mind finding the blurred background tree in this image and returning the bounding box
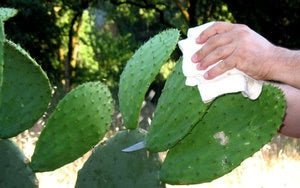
[0,0,299,98]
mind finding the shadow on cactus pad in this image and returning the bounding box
[76,129,165,188]
[0,139,38,188]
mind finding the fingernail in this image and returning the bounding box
[192,54,198,62]
[196,36,205,44]
[196,37,202,43]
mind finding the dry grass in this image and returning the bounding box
[11,128,300,188]
[167,143,300,188]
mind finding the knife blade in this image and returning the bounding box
[122,141,145,152]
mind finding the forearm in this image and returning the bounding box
[274,83,300,138]
[269,47,300,89]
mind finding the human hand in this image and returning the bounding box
[191,22,277,80]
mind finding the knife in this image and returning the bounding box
[122,141,146,152]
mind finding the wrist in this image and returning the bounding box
[267,46,300,88]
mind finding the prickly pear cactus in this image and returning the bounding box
[0,23,3,96]
[160,84,286,184]
[0,8,17,21]
[0,8,17,103]
[0,139,38,188]
[30,82,113,172]
[0,40,51,138]
[119,29,180,129]
[146,59,210,152]
[76,129,164,188]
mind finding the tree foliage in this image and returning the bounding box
[224,0,300,48]
[0,0,299,94]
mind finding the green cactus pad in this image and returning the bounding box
[0,20,4,92]
[119,29,180,129]
[0,8,17,21]
[0,40,51,138]
[160,84,286,184]
[76,129,164,188]
[0,139,38,188]
[30,82,113,172]
[146,59,210,152]
[1,8,17,104]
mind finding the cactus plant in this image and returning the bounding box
[0,139,38,188]
[0,8,18,104]
[0,40,52,138]
[0,7,51,139]
[30,81,113,172]
[159,83,286,184]
[76,129,164,188]
[0,8,17,21]
[0,9,288,186]
[118,29,180,129]
[145,59,210,152]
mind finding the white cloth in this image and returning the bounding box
[178,22,263,103]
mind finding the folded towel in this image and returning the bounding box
[178,22,263,103]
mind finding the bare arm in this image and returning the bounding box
[192,22,300,89]
[191,22,300,138]
[277,83,300,138]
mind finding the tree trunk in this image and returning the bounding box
[64,10,84,92]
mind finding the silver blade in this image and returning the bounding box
[122,141,145,152]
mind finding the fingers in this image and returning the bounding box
[204,57,236,80]
[196,22,235,44]
[197,43,235,70]
[192,32,233,65]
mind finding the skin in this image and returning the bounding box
[192,22,300,138]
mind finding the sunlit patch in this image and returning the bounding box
[213,131,229,145]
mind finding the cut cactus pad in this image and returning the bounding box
[146,59,210,152]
